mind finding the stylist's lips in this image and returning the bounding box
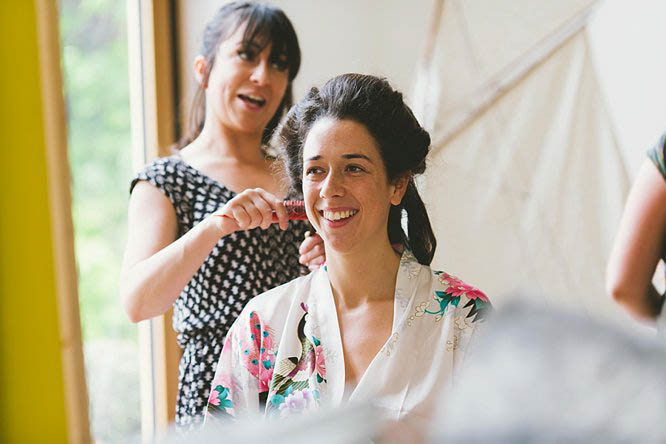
[238,93,266,108]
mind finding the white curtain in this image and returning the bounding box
[416,0,637,324]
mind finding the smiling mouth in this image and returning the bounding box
[238,94,266,107]
[320,209,358,221]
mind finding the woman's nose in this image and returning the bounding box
[320,171,344,198]
[250,60,269,85]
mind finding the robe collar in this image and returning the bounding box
[314,250,424,405]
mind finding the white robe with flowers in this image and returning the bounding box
[204,251,491,425]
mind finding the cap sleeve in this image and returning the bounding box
[129,156,193,232]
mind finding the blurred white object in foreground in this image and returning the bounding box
[432,301,666,443]
[158,402,381,444]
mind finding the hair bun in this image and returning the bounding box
[399,125,430,176]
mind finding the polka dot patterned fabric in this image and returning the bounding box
[130,155,309,429]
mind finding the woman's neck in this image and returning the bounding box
[326,240,402,310]
[194,119,265,165]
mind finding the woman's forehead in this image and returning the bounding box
[303,118,381,161]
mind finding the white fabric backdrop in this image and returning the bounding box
[416,0,640,324]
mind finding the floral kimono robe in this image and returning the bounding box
[205,251,491,425]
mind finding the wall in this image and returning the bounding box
[588,0,666,176]
[176,0,435,132]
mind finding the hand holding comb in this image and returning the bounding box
[216,199,307,224]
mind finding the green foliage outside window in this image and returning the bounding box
[59,0,140,441]
[60,0,134,341]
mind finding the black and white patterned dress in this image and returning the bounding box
[130,155,309,429]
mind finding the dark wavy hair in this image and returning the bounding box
[178,1,301,148]
[278,74,436,265]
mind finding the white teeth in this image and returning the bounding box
[322,210,357,221]
[247,94,264,102]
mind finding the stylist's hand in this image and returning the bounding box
[299,231,325,271]
[212,188,289,235]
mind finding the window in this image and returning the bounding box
[59,0,140,441]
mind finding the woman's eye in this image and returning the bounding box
[271,59,289,72]
[346,165,365,173]
[237,50,255,61]
[305,167,323,175]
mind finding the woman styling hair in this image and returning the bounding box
[120,2,323,428]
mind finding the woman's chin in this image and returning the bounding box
[321,232,394,259]
[321,238,360,257]
[226,113,270,136]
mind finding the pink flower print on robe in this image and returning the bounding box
[206,333,237,416]
[435,271,491,323]
[437,272,489,302]
[209,333,234,392]
[209,388,220,407]
[208,385,233,412]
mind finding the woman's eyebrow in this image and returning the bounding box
[305,153,373,162]
[342,153,373,163]
[238,41,263,51]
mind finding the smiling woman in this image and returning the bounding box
[204,74,491,441]
[301,118,407,254]
[281,74,436,265]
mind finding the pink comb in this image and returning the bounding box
[276,199,308,221]
[217,199,307,223]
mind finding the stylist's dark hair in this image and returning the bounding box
[178,1,301,148]
[278,73,436,265]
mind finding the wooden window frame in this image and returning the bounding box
[36,0,91,442]
[127,0,181,441]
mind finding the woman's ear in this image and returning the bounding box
[390,175,410,206]
[193,55,208,88]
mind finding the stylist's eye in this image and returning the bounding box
[238,49,255,61]
[271,58,289,72]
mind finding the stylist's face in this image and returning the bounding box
[302,118,406,254]
[196,23,289,137]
